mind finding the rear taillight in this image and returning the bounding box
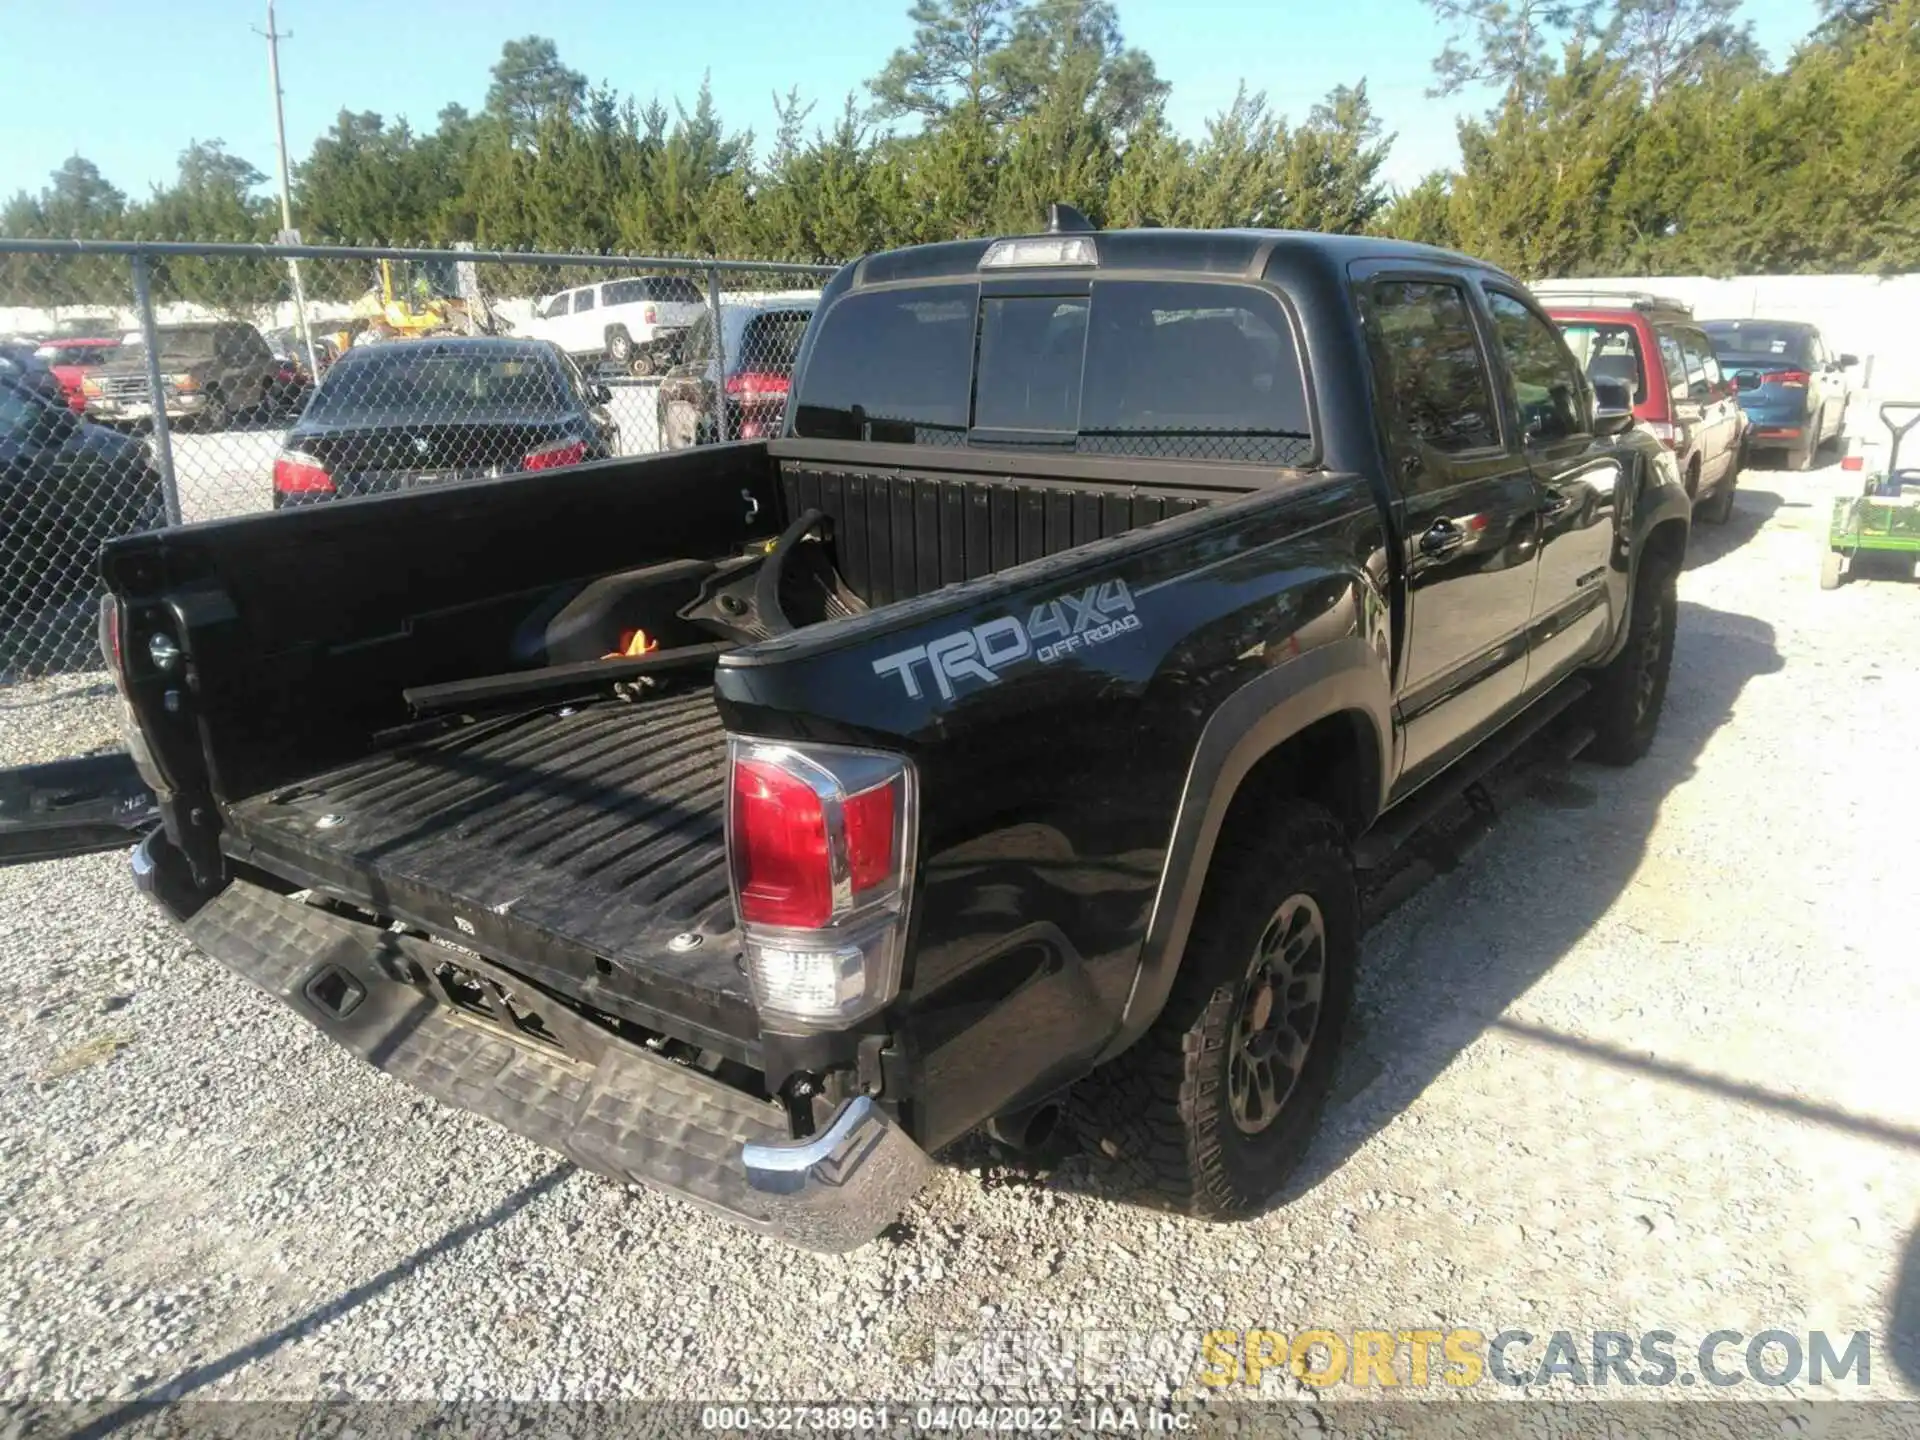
[523,438,588,471]
[272,450,334,494]
[1645,420,1680,450]
[726,371,791,404]
[1763,369,1810,388]
[643,305,658,325]
[1842,455,1864,472]
[98,597,123,689]
[726,739,916,1030]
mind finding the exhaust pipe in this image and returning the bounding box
[986,1098,1063,1152]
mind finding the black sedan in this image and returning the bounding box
[1,376,166,672]
[271,338,618,507]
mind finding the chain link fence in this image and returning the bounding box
[0,239,835,679]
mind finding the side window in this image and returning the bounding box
[1656,330,1688,404]
[542,294,571,320]
[1486,290,1586,442]
[1365,279,1500,474]
[1696,341,1724,393]
[573,289,597,314]
[1679,331,1713,400]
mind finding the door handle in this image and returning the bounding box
[1419,519,1466,557]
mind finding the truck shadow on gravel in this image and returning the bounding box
[1897,1227,1920,1390]
[993,600,1791,1216]
[1686,488,1784,571]
[1277,598,1785,1202]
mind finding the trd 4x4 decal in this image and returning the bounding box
[872,579,1141,701]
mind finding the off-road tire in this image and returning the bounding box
[1698,478,1736,525]
[1585,555,1678,765]
[1069,801,1357,1219]
[1793,415,1822,471]
[605,326,634,364]
[1820,549,1846,590]
[198,387,231,432]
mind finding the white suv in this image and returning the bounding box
[517,276,708,375]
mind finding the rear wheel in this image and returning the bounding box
[1793,415,1822,471]
[1070,800,1356,1218]
[198,387,231,432]
[1585,555,1678,765]
[629,350,657,378]
[1820,549,1846,590]
[605,326,633,364]
[1698,478,1736,525]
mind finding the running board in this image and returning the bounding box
[1357,677,1591,871]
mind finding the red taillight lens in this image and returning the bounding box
[843,780,899,894]
[523,438,588,471]
[643,305,658,325]
[1763,370,1810,388]
[1842,455,1864,472]
[726,740,917,1028]
[731,758,833,928]
[272,451,334,494]
[726,371,791,403]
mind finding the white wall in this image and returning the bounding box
[1543,273,1920,402]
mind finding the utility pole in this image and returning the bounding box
[258,0,320,377]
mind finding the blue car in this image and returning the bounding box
[1702,319,1856,471]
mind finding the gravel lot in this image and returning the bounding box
[2,459,1917,1411]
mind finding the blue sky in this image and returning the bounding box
[2,0,1826,204]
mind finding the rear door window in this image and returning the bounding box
[1485,290,1588,443]
[1364,279,1500,471]
[573,289,597,313]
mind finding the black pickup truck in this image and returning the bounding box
[0,220,1690,1252]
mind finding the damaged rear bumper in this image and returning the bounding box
[133,834,930,1253]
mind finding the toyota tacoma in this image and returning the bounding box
[1,216,1690,1251]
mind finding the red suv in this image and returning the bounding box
[1537,288,1747,524]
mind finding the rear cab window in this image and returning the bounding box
[792,280,1312,464]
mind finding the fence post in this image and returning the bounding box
[707,263,729,445]
[130,253,183,528]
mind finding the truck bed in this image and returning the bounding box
[218,687,756,1056]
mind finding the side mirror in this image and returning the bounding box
[1839,352,1859,368]
[587,382,612,405]
[1591,376,1635,436]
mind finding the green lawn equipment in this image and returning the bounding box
[1824,401,1920,590]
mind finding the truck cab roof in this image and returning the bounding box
[847,227,1514,291]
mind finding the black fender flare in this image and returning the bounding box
[1098,636,1393,1063]
[1598,455,1692,667]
